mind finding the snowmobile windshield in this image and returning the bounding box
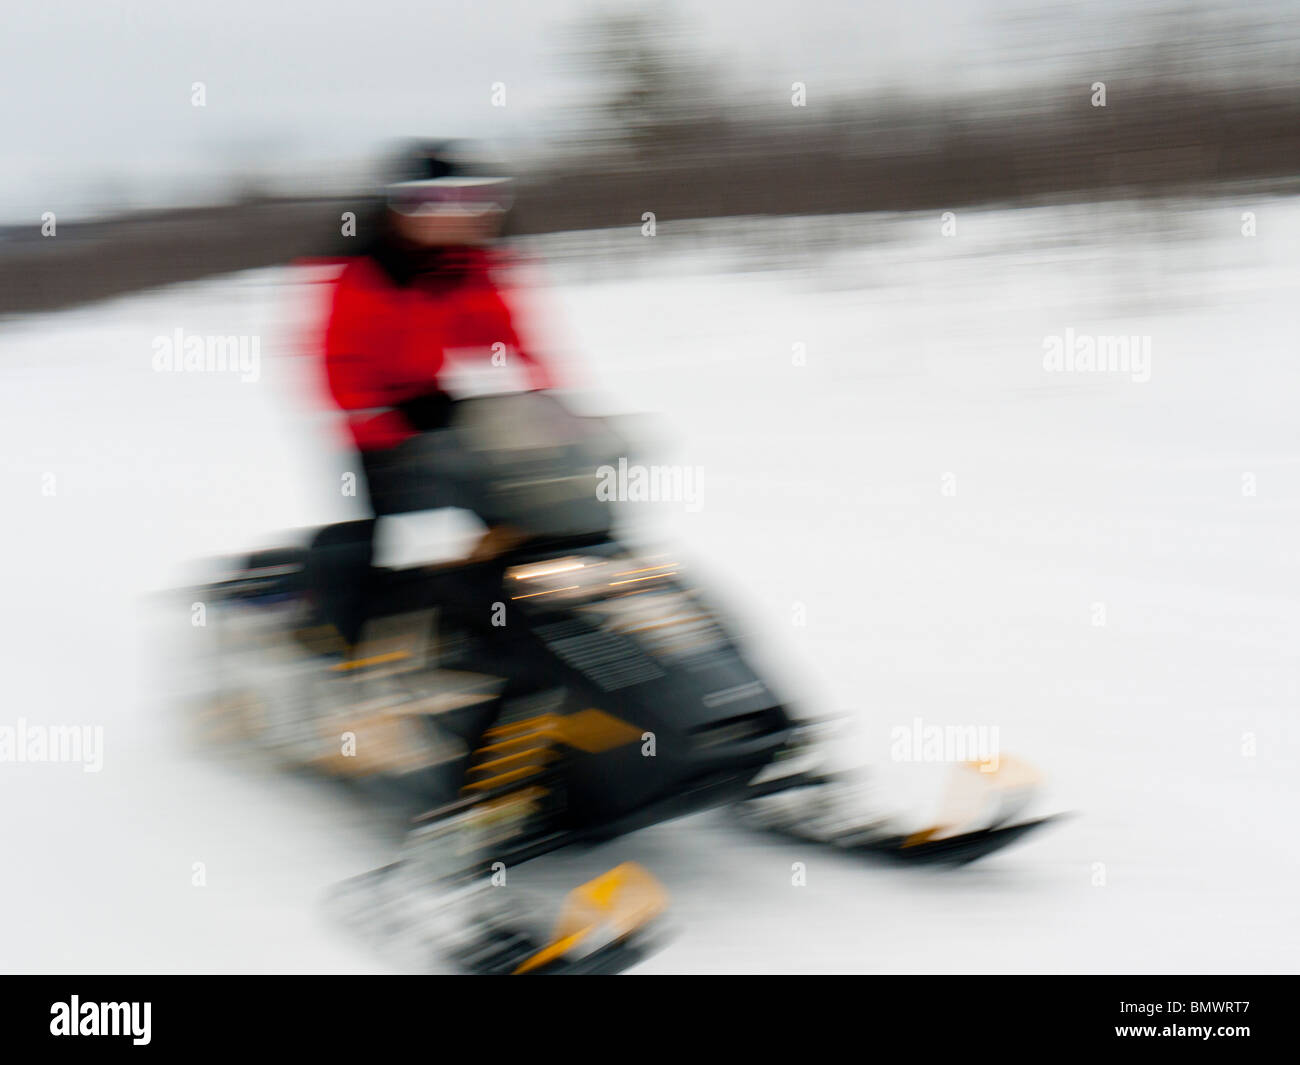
[447,392,626,538]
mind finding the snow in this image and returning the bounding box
[1,199,1297,973]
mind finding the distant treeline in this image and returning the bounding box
[3,82,1298,314]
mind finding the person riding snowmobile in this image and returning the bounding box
[191,141,1057,972]
[301,140,635,971]
[309,139,554,651]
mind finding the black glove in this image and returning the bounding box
[393,389,455,432]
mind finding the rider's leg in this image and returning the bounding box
[304,517,375,649]
[360,429,498,525]
[306,434,480,649]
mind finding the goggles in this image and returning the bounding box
[386,176,514,217]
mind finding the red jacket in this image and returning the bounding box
[322,247,552,452]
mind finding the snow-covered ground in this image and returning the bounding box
[1,199,1297,973]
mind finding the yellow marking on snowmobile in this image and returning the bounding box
[483,716,550,739]
[330,650,412,672]
[480,710,643,755]
[587,874,620,908]
[499,711,644,753]
[476,736,549,757]
[553,709,645,753]
[512,930,591,975]
[901,826,953,848]
[512,862,668,975]
[461,765,544,792]
[468,747,561,775]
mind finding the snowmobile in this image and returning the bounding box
[188,390,1057,974]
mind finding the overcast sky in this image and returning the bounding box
[3,0,1295,223]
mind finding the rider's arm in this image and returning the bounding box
[323,262,415,450]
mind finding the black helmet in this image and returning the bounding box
[383,139,484,182]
